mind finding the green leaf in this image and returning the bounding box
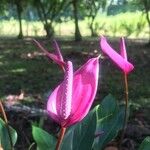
[61,106,98,150]
[32,126,56,150]
[139,137,150,150]
[0,118,17,150]
[94,94,124,150]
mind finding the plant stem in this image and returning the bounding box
[119,73,129,149]
[55,127,66,150]
[0,100,13,150]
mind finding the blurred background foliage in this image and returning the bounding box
[0,0,149,42]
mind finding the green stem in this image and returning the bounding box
[119,73,129,149]
[55,127,66,150]
[0,100,13,150]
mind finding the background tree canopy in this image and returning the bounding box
[0,0,149,42]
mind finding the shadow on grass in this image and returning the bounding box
[0,37,149,103]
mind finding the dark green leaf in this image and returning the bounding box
[139,137,150,150]
[32,126,56,150]
[61,106,98,150]
[94,94,124,150]
[0,118,17,150]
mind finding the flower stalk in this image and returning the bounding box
[119,73,129,149]
[0,100,13,150]
[55,127,66,150]
[124,73,129,130]
[99,36,134,149]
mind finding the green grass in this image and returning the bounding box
[0,12,149,38]
[0,37,149,106]
[0,39,62,97]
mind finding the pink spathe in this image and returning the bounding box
[33,39,65,68]
[47,57,99,127]
[100,36,134,74]
[120,37,127,60]
[53,39,64,63]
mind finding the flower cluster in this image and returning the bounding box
[34,36,134,128]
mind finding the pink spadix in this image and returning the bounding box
[100,36,134,74]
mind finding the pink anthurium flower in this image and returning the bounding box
[34,40,99,127]
[33,39,65,69]
[47,57,99,127]
[100,36,134,74]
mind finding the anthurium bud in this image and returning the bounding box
[100,36,134,74]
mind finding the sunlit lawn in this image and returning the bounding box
[0,12,149,38]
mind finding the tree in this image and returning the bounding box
[84,0,107,37]
[32,0,68,38]
[0,0,25,39]
[131,0,150,44]
[14,0,24,39]
[9,0,28,39]
[142,0,150,44]
[0,0,7,16]
[72,0,82,41]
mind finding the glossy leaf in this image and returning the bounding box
[94,94,124,150]
[61,106,97,150]
[138,137,150,150]
[0,118,17,150]
[32,126,56,150]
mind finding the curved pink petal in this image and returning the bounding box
[47,85,61,124]
[120,37,127,60]
[100,36,134,74]
[53,40,64,62]
[66,57,99,126]
[33,39,65,67]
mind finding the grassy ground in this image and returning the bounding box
[0,37,149,105]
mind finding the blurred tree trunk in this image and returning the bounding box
[39,1,53,37]
[142,0,150,44]
[85,0,106,37]
[33,0,68,38]
[90,17,95,37]
[72,0,82,41]
[34,0,54,38]
[16,0,23,39]
[89,16,97,37]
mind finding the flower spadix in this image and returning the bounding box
[47,57,99,127]
[100,36,134,74]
